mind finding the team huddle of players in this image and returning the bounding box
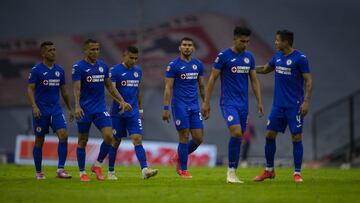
[27,26,313,183]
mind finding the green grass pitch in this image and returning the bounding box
[0,164,359,203]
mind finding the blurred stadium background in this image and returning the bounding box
[0,0,359,168]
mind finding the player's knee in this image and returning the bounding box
[230,130,243,138]
[112,137,121,148]
[57,129,68,142]
[35,137,45,148]
[266,131,277,139]
[193,136,203,144]
[292,134,302,142]
[131,134,142,146]
[78,136,88,147]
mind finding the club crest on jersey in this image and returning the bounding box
[55,71,60,77]
[134,72,139,78]
[227,115,234,122]
[244,57,250,64]
[99,67,104,73]
[36,127,42,132]
[43,80,49,85]
[192,64,198,70]
[175,120,181,126]
[121,81,127,86]
[180,74,186,80]
[286,59,292,65]
[86,76,92,82]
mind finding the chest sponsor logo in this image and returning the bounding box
[86,74,105,83]
[180,72,198,80]
[275,66,292,75]
[230,66,250,74]
[42,79,60,86]
[121,80,139,87]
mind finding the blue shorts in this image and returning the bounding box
[112,114,142,138]
[171,103,203,130]
[33,111,67,137]
[220,106,248,132]
[77,112,112,133]
[267,106,303,134]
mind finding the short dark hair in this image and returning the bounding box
[83,39,99,47]
[234,26,252,37]
[40,41,54,49]
[276,30,294,46]
[126,46,139,54]
[179,37,194,45]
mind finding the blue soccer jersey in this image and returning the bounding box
[213,48,255,110]
[72,59,109,114]
[28,63,65,115]
[110,63,142,117]
[268,50,311,108]
[165,57,204,105]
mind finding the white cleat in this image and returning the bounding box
[36,172,46,180]
[142,168,158,179]
[107,171,118,180]
[226,168,244,184]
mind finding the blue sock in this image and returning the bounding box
[178,143,188,170]
[135,145,148,169]
[265,138,276,168]
[76,147,86,172]
[33,146,42,173]
[228,136,241,168]
[57,141,67,169]
[188,140,200,154]
[293,141,303,172]
[97,142,111,163]
[108,146,118,172]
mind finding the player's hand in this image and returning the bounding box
[75,106,84,120]
[121,101,132,112]
[258,103,265,117]
[162,110,171,123]
[68,110,75,122]
[201,102,210,120]
[32,106,41,119]
[300,101,310,117]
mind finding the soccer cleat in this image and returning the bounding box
[142,168,158,179]
[107,171,118,180]
[36,172,46,180]
[179,170,192,179]
[253,170,276,182]
[80,173,90,182]
[56,169,72,179]
[226,168,244,184]
[91,165,105,181]
[293,173,303,183]
[171,154,181,175]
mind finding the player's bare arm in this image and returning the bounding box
[198,76,206,102]
[162,77,174,122]
[73,80,84,120]
[256,64,274,74]
[300,73,313,117]
[249,70,264,116]
[138,80,144,120]
[105,78,132,112]
[201,68,220,120]
[60,85,74,122]
[27,84,41,119]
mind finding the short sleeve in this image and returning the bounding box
[110,67,118,83]
[250,55,255,70]
[213,52,226,70]
[72,64,81,81]
[60,69,66,86]
[268,55,276,68]
[165,62,176,78]
[198,62,204,76]
[28,67,37,84]
[103,64,109,79]
[298,55,311,73]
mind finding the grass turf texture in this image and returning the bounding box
[0,165,359,203]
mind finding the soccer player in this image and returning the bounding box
[162,37,206,178]
[27,41,74,179]
[72,39,131,182]
[106,46,158,180]
[201,26,264,183]
[253,30,313,183]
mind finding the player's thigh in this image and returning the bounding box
[189,108,204,131]
[51,112,67,140]
[171,104,190,131]
[286,107,303,135]
[266,106,287,133]
[127,114,143,137]
[112,116,127,139]
[33,115,50,137]
[76,113,92,134]
[220,106,240,128]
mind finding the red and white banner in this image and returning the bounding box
[15,135,217,167]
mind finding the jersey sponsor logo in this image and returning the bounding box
[43,72,48,75]
[99,67,104,73]
[85,69,91,72]
[122,73,127,76]
[86,75,104,82]
[121,80,127,86]
[134,72,139,78]
[231,58,236,62]
[36,127,42,132]
[180,74,186,79]
[43,80,49,85]
[286,59,292,65]
[192,64,198,70]
[276,59,281,62]
[180,72,198,80]
[55,71,60,77]
[230,66,250,74]
[227,115,233,122]
[180,66,186,70]
[244,57,250,64]
[175,119,181,126]
[42,79,60,86]
[275,66,292,75]
[121,80,139,87]
[86,76,92,82]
